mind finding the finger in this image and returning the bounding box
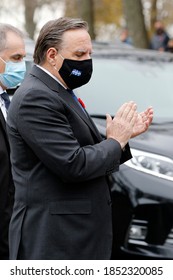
[143,107,154,116]
[148,109,154,119]
[116,101,136,119]
[115,102,128,118]
[140,107,153,120]
[142,113,153,130]
[144,109,154,122]
[147,114,153,125]
[130,111,138,127]
[121,102,137,121]
[140,111,148,122]
[106,114,112,126]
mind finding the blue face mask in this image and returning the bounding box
[0,57,26,88]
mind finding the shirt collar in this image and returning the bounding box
[36,65,67,89]
[0,85,5,95]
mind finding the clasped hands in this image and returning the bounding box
[106,101,153,149]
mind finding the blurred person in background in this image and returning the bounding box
[7,17,153,260]
[0,23,26,259]
[150,20,170,51]
[166,38,173,53]
[120,28,133,46]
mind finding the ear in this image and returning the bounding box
[47,47,58,65]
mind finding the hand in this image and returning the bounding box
[131,107,153,138]
[106,101,138,149]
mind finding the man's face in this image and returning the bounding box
[51,29,92,87]
[0,31,26,74]
[59,29,92,61]
[154,22,164,35]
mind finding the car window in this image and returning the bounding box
[78,57,173,120]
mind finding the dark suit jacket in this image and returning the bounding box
[0,109,14,259]
[7,65,132,260]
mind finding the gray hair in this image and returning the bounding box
[0,23,24,52]
[33,17,89,65]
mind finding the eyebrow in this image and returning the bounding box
[75,49,93,54]
[76,49,87,53]
[10,53,26,59]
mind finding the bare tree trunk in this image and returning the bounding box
[150,0,157,37]
[65,0,95,40]
[122,0,149,49]
[24,0,63,39]
[24,0,37,39]
[77,0,95,39]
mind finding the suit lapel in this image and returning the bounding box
[58,88,103,141]
[30,65,103,142]
[0,109,6,132]
[0,109,10,151]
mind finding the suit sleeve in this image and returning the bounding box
[120,143,132,164]
[14,90,131,182]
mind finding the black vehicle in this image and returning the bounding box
[77,43,173,259]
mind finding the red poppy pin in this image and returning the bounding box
[78,98,86,109]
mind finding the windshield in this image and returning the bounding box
[77,57,173,120]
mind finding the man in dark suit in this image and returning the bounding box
[0,23,26,259]
[7,17,153,260]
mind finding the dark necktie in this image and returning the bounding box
[1,92,10,110]
[68,90,86,113]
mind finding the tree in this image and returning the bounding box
[122,0,149,48]
[94,0,123,40]
[1,0,173,44]
[23,0,63,39]
[94,0,122,25]
[65,0,95,39]
[65,0,123,40]
[24,0,37,39]
[77,0,95,39]
[149,0,157,36]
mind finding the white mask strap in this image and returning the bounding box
[59,53,64,60]
[0,57,6,64]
